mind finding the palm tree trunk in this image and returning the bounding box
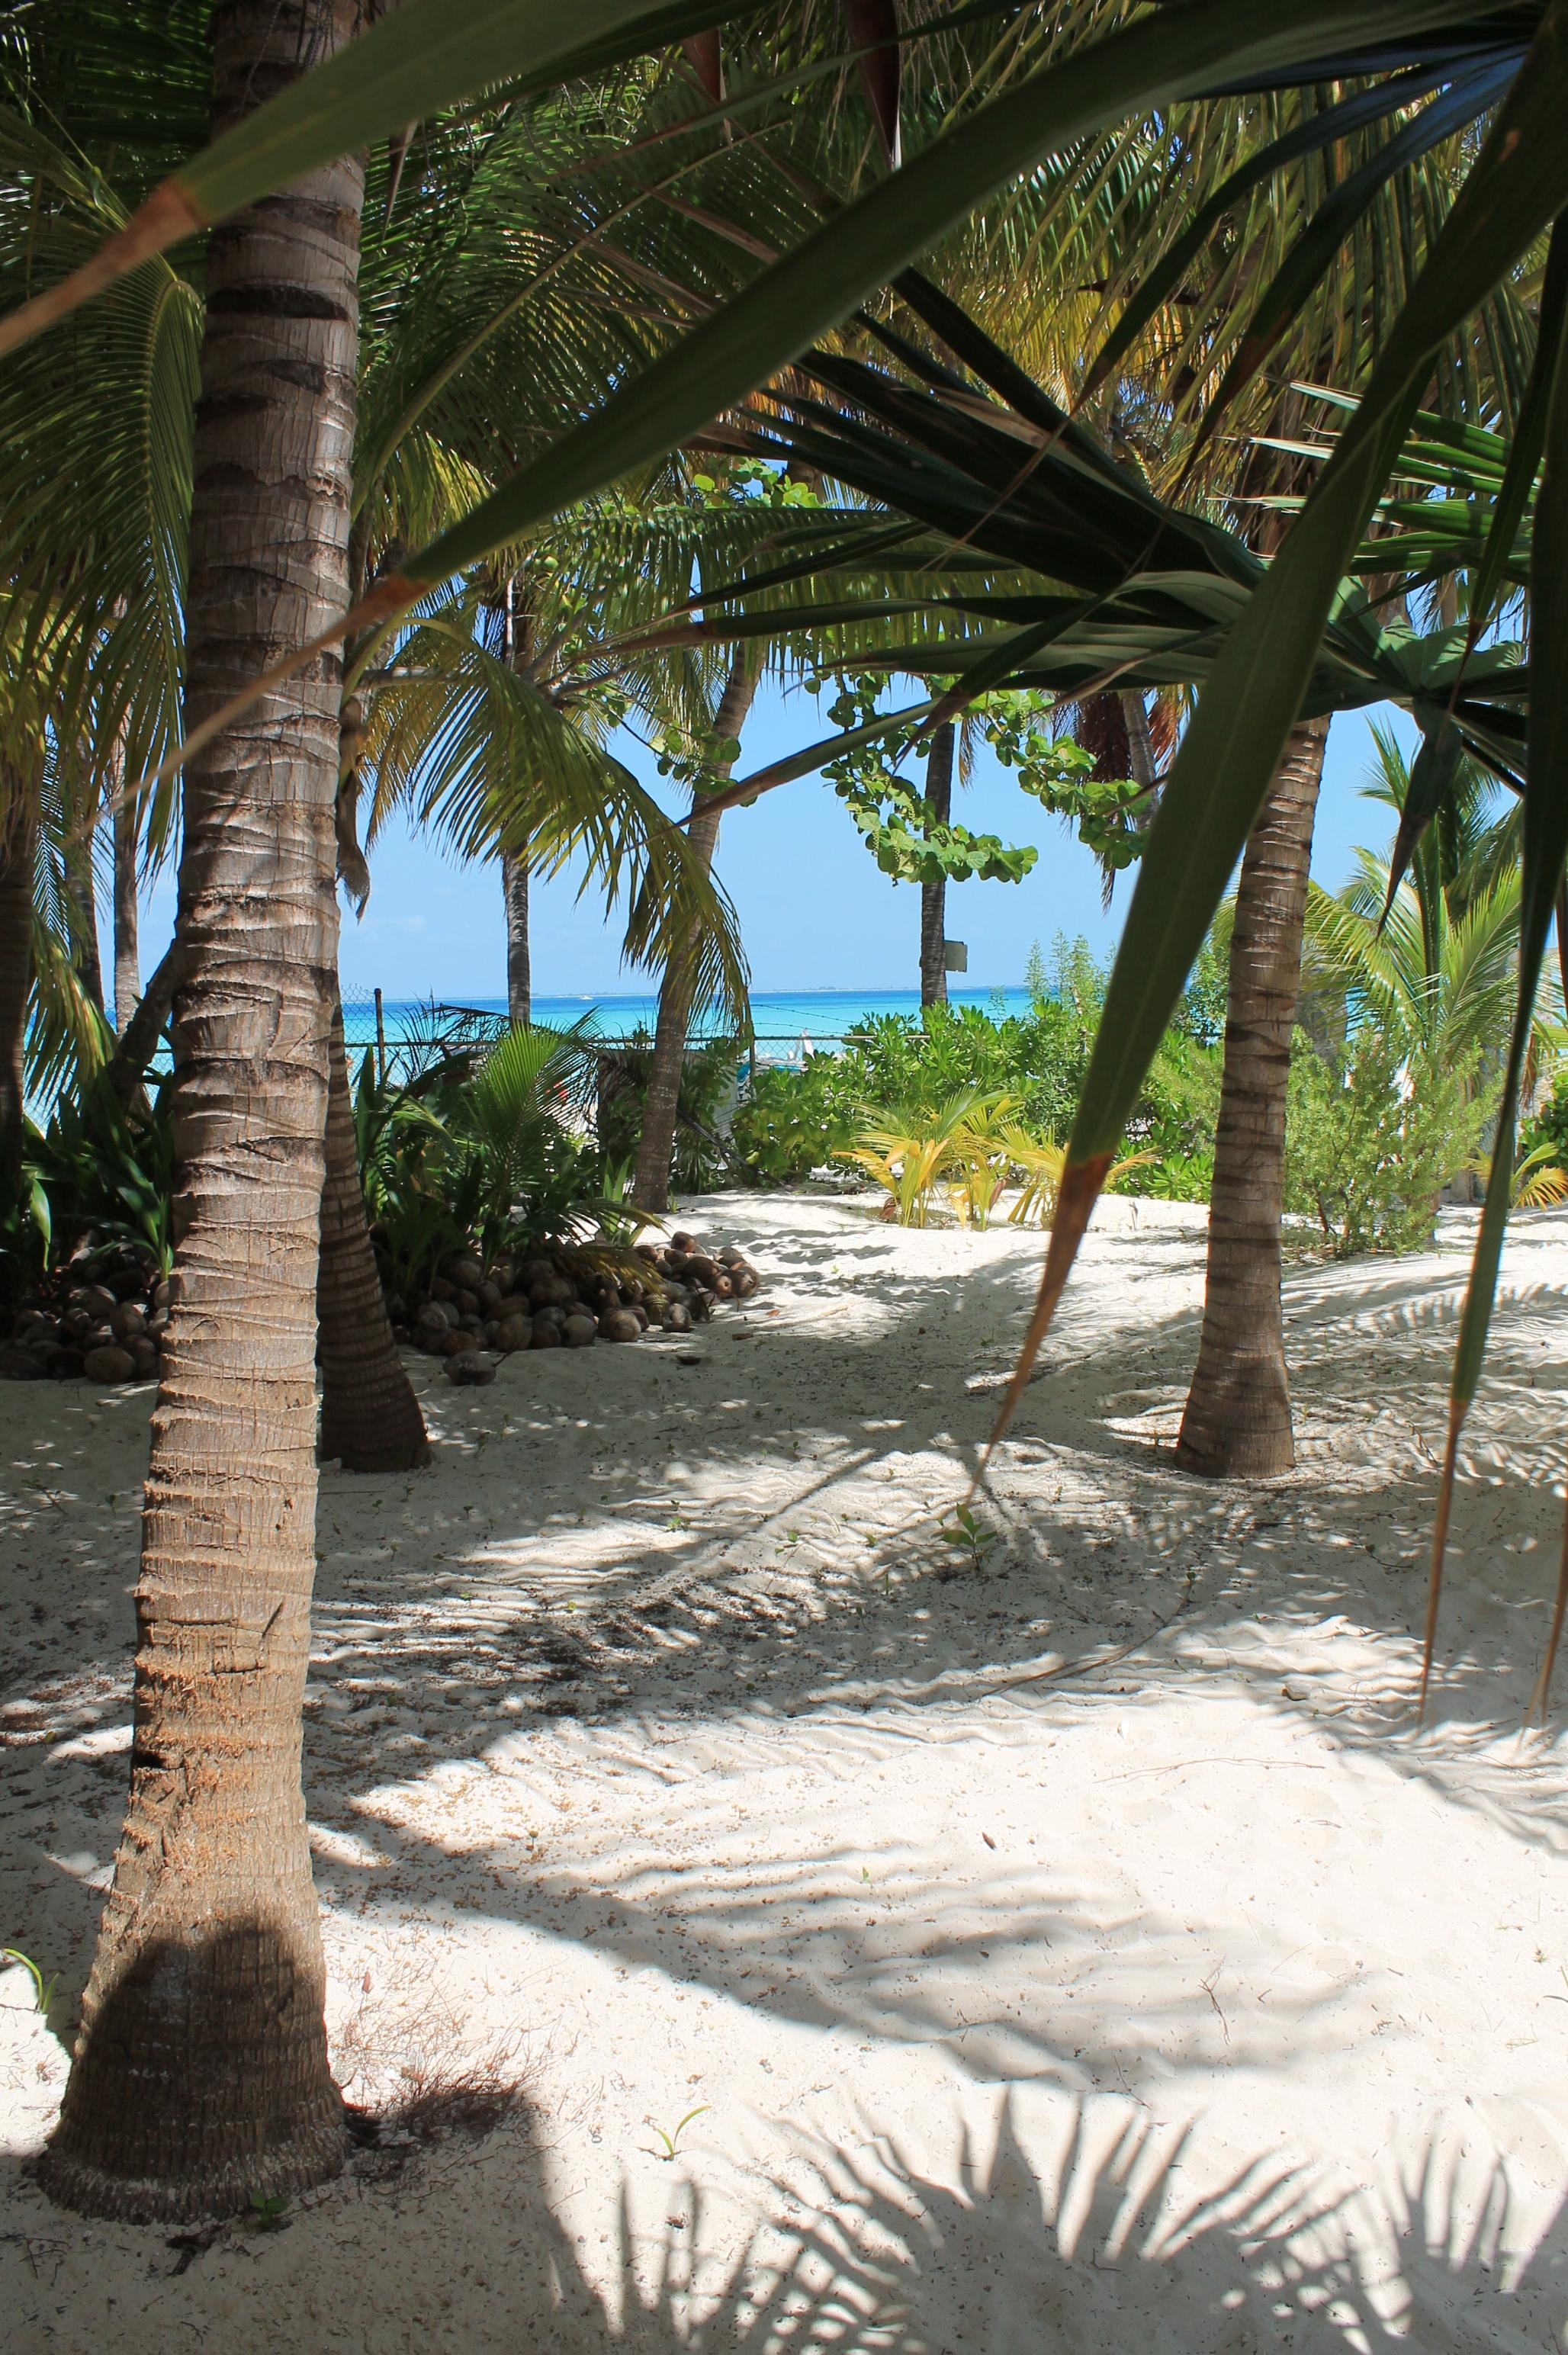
[0,782,34,1191]
[317,998,429,1472]
[112,757,140,1037]
[501,850,530,1026]
[919,722,954,1007]
[1176,716,1329,1477]
[67,826,104,1017]
[632,654,756,1214]
[40,0,365,2223]
[499,581,533,1026]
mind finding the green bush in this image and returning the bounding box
[1284,1026,1489,1257]
[731,1052,861,1182]
[593,1028,742,1190]
[730,936,1226,1194]
[355,1024,638,1292]
[8,1059,175,1300]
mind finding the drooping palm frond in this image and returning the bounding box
[0,111,198,829]
[360,593,751,1026]
[1305,856,1550,1072]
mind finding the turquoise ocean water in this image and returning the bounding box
[342,987,1039,1064]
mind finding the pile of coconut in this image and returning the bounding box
[0,1240,167,1385]
[389,1229,761,1386]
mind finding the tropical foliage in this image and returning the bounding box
[8,0,1568,2232]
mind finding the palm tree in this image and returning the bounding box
[38,0,363,2224]
[1303,728,1550,1083]
[1175,712,1329,1476]
[918,721,956,1007]
[633,647,757,1213]
[0,762,34,1189]
[111,749,140,1036]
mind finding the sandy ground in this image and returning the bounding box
[2,1188,1566,2353]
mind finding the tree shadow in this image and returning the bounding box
[7,2048,1563,2351]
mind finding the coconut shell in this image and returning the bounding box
[446,1349,496,1385]
[447,1255,484,1290]
[493,1315,532,1352]
[439,1328,472,1357]
[670,1230,697,1254]
[660,1303,692,1334]
[730,1265,759,1299]
[563,1313,597,1348]
[84,1345,137,1384]
[531,1321,562,1349]
[600,1309,641,1343]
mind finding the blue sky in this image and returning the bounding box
[133,686,1417,1006]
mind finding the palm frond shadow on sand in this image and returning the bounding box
[463,2092,1564,2353]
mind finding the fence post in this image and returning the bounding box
[374,986,387,1085]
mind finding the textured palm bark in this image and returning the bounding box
[1176,717,1329,1478]
[68,828,104,1017]
[39,0,364,2223]
[632,654,756,1215]
[317,998,429,1472]
[112,759,140,1037]
[918,723,954,1007]
[0,785,34,1190]
[106,940,182,1112]
[501,850,531,1026]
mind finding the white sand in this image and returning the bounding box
[2,1190,1565,2352]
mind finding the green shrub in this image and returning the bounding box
[1284,1027,1489,1257]
[356,1024,637,1292]
[729,935,1227,1195]
[593,1028,741,1190]
[11,1060,175,1298]
[731,1053,860,1182]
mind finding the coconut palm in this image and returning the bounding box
[37,0,365,2224]
[631,647,758,1214]
[1303,731,1557,1084]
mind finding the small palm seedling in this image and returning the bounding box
[1468,1139,1568,1210]
[846,1089,1011,1227]
[247,2193,291,2232]
[644,2104,708,2161]
[1003,1128,1152,1227]
[2,1945,59,2019]
[938,1502,999,1572]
